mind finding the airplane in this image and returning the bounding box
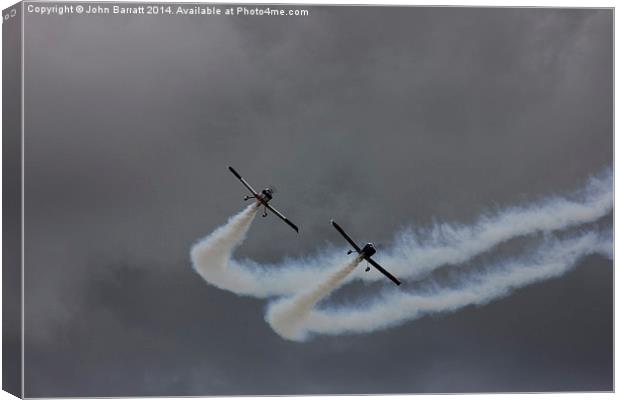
[331,220,402,286]
[228,166,299,233]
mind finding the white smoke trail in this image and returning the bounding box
[191,203,260,294]
[266,256,363,341]
[191,203,349,298]
[299,230,612,338]
[375,170,612,282]
[190,170,612,340]
[191,170,611,298]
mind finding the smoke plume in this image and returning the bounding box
[190,170,612,341]
[266,256,363,341]
[302,230,612,337]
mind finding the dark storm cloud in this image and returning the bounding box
[21,6,611,396]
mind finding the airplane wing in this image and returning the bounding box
[265,203,299,233]
[331,220,362,253]
[367,257,402,286]
[228,166,259,196]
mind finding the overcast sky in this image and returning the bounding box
[21,6,612,396]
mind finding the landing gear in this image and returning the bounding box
[262,207,268,218]
[347,250,354,255]
[243,195,256,201]
[365,266,371,272]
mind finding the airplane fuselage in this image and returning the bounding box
[255,188,273,206]
[361,243,376,258]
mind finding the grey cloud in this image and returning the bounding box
[21,6,611,396]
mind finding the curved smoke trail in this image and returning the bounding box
[377,170,611,282]
[190,170,612,341]
[191,204,260,295]
[191,203,346,298]
[266,256,363,341]
[301,230,612,338]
